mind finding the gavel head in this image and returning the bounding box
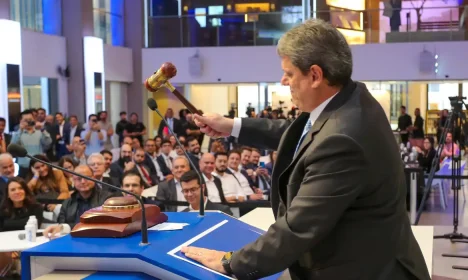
[145,62,177,92]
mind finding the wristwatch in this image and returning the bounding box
[221,251,234,275]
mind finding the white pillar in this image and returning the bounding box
[83,36,105,117]
[0,19,22,133]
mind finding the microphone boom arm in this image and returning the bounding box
[24,154,150,245]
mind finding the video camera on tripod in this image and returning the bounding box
[246,103,255,117]
[225,103,237,119]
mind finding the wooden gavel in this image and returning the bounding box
[144,62,202,115]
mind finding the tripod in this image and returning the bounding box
[415,96,468,242]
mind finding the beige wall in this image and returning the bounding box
[408,82,427,118]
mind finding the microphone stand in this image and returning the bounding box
[148,101,205,217]
[23,153,150,246]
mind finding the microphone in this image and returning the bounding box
[146,98,205,217]
[7,144,151,246]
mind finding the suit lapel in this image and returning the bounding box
[169,179,177,201]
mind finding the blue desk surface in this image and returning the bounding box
[22,212,280,280]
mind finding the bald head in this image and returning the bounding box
[0,153,15,177]
[172,156,190,180]
[73,165,95,192]
[200,153,215,175]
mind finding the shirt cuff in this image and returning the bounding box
[61,223,71,234]
[231,118,242,138]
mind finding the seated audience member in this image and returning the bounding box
[441,132,459,160]
[239,147,256,187]
[100,150,113,177]
[186,137,202,171]
[168,135,177,147]
[132,137,141,150]
[144,139,171,182]
[0,153,16,202]
[416,137,438,173]
[213,152,246,202]
[120,170,164,210]
[109,144,134,184]
[43,165,116,237]
[249,148,271,192]
[159,140,174,171]
[265,151,277,175]
[67,136,87,165]
[0,177,43,231]
[81,114,107,156]
[180,170,233,215]
[199,153,227,204]
[154,136,163,149]
[27,155,70,206]
[87,153,120,191]
[58,157,77,192]
[226,151,263,200]
[133,148,159,187]
[156,156,190,212]
[173,143,184,157]
[209,140,226,154]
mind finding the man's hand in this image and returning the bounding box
[43,224,63,239]
[124,161,135,171]
[181,246,227,274]
[165,174,174,181]
[193,113,234,138]
[249,193,264,200]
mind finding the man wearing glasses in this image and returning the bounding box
[180,170,232,215]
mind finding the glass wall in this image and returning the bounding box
[23,76,59,114]
[10,0,62,35]
[93,0,124,46]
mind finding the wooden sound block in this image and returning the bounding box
[70,197,168,238]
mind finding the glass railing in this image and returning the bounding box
[93,9,124,46]
[146,5,468,48]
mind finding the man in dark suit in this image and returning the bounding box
[0,117,11,154]
[180,170,233,215]
[158,108,183,137]
[120,170,165,211]
[55,112,72,159]
[156,156,190,212]
[181,19,430,280]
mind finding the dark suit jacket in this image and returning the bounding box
[158,118,183,137]
[0,178,8,205]
[182,199,233,216]
[58,188,115,228]
[3,133,11,147]
[156,179,178,212]
[230,81,430,280]
[144,154,171,177]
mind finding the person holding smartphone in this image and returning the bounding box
[80,114,107,156]
[11,110,52,178]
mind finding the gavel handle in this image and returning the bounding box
[165,82,202,115]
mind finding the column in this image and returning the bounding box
[0,0,10,19]
[124,0,144,119]
[62,0,94,121]
[302,0,311,21]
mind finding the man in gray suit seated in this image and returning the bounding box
[180,170,233,216]
[156,156,190,212]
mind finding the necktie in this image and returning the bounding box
[295,119,312,156]
[139,165,153,185]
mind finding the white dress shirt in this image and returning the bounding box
[161,153,173,170]
[228,167,253,195]
[174,179,186,212]
[213,172,245,198]
[203,174,221,203]
[69,125,77,144]
[147,153,165,181]
[188,196,209,211]
[231,93,338,138]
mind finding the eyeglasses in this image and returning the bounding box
[181,187,200,195]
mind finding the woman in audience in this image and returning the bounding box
[154,136,163,148]
[58,157,77,192]
[168,135,177,147]
[441,132,459,160]
[266,151,277,175]
[0,177,43,231]
[416,137,438,173]
[26,155,70,211]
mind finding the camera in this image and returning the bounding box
[27,120,36,127]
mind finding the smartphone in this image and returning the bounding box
[259,162,265,168]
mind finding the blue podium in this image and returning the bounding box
[21,212,282,280]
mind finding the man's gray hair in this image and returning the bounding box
[87,153,105,164]
[277,19,353,86]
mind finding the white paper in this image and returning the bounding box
[149,222,189,231]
